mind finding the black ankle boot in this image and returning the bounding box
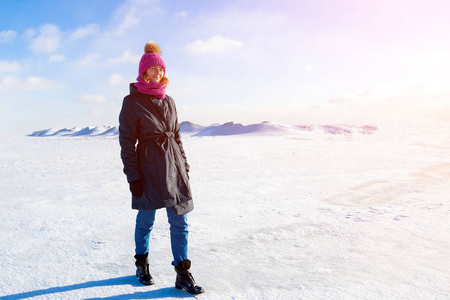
[174,259,204,294]
[135,253,154,285]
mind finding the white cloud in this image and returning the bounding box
[29,24,62,54]
[108,50,140,65]
[74,53,102,67]
[404,50,450,69]
[24,28,36,39]
[110,0,161,35]
[75,94,108,103]
[174,11,189,18]
[184,35,243,56]
[0,30,17,43]
[116,7,139,35]
[69,24,99,41]
[49,54,66,63]
[26,76,61,89]
[109,73,125,85]
[0,76,61,90]
[0,61,20,73]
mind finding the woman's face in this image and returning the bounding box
[144,65,164,83]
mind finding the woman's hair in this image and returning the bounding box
[160,76,169,87]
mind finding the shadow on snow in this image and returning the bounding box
[1,276,197,299]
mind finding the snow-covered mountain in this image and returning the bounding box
[179,121,206,133]
[193,121,377,136]
[28,126,119,137]
[28,121,378,137]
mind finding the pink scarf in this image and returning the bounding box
[134,76,166,99]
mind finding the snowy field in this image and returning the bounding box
[1,121,449,299]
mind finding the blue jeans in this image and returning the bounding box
[135,207,189,266]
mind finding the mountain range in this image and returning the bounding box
[28,121,378,137]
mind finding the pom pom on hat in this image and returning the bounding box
[144,41,162,55]
[139,41,166,76]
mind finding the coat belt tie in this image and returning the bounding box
[138,131,174,142]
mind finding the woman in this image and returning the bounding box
[119,41,204,295]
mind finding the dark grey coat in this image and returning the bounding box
[119,84,193,211]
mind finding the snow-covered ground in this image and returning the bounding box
[1,121,449,299]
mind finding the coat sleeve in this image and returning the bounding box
[119,97,141,183]
[171,99,190,173]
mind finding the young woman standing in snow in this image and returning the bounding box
[119,41,204,295]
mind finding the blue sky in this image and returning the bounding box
[1,0,450,133]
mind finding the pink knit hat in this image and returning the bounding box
[138,41,166,76]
